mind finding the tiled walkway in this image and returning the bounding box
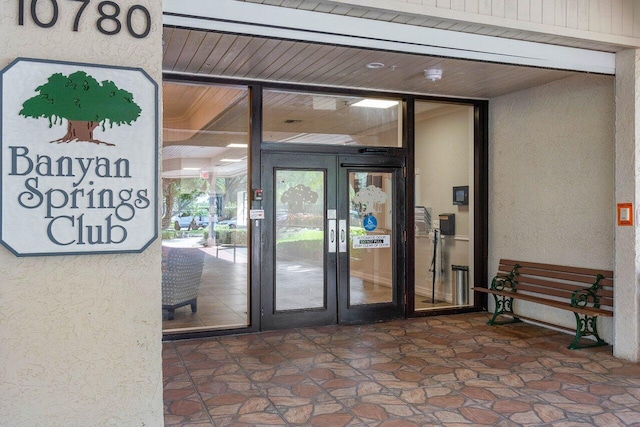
[163,313,640,426]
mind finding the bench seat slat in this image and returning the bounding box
[497,267,614,288]
[517,268,605,285]
[490,283,613,309]
[474,287,613,317]
[498,277,614,303]
[517,276,593,292]
[514,283,576,300]
[498,274,612,289]
[500,259,613,279]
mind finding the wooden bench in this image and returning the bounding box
[475,259,613,350]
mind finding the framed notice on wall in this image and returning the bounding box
[0,58,158,256]
[617,203,633,227]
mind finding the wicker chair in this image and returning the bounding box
[162,247,205,320]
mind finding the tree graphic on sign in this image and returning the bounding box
[19,71,141,146]
[281,184,318,214]
[353,185,387,215]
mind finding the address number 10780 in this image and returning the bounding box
[18,0,151,39]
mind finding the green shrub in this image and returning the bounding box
[276,229,323,260]
[214,225,247,245]
[162,230,176,240]
[276,239,323,260]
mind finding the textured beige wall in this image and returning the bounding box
[0,1,163,425]
[489,73,615,340]
[614,49,640,361]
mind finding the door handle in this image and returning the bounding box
[339,219,347,253]
[328,219,336,253]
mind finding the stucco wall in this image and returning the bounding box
[489,73,615,340]
[0,1,163,426]
[613,49,640,361]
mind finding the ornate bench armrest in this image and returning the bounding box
[571,274,604,309]
[490,263,520,291]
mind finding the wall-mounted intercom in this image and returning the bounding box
[453,186,469,206]
[439,213,455,236]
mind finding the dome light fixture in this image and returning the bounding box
[366,62,385,69]
[424,69,443,82]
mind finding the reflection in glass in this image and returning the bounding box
[275,170,325,311]
[349,171,393,305]
[413,101,474,311]
[263,89,402,147]
[161,82,250,332]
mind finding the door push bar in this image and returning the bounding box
[339,219,347,253]
[328,219,336,253]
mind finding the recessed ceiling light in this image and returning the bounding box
[227,143,248,148]
[221,158,242,162]
[366,62,385,69]
[352,99,399,109]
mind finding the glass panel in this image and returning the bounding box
[414,101,474,311]
[275,170,325,311]
[161,82,250,332]
[349,171,393,305]
[263,89,402,147]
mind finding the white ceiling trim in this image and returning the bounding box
[163,0,615,75]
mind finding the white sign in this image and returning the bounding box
[352,235,391,249]
[1,58,158,256]
[249,209,265,219]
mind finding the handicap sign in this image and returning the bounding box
[363,214,378,231]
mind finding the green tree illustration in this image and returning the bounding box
[19,71,141,146]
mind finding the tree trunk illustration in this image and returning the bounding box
[52,120,115,146]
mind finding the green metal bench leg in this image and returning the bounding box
[487,294,522,325]
[569,313,608,350]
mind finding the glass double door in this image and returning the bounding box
[262,153,405,330]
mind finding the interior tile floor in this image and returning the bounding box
[163,312,640,426]
[161,238,469,332]
[162,242,249,331]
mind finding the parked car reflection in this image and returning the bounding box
[216,217,246,229]
[172,215,209,230]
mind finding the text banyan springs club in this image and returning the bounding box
[8,146,151,246]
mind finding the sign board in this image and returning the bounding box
[249,209,265,220]
[617,202,633,226]
[1,58,158,256]
[363,214,378,231]
[352,235,390,249]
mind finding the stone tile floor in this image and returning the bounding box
[163,313,640,426]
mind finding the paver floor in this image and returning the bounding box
[163,312,640,426]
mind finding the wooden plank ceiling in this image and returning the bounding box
[163,27,583,99]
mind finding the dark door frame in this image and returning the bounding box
[337,155,406,325]
[260,152,407,330]
[161,74,489,340]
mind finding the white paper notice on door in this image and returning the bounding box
[352,235,390,249]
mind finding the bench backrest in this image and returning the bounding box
[497,259,614,311]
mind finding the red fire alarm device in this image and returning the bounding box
[617,203,633,226]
